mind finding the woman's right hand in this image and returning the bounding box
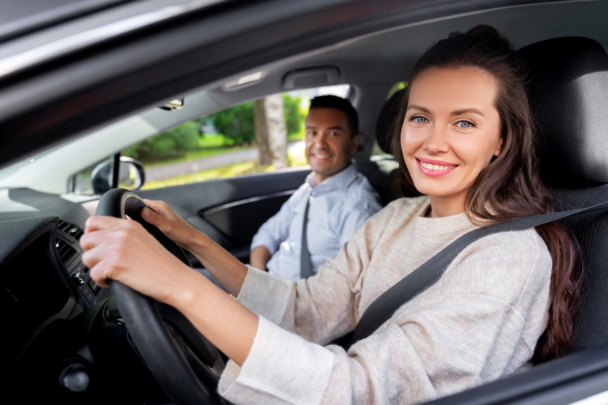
[141,199,201,251]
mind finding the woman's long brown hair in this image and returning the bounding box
[391,25,583,362]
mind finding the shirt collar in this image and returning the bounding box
[305,162,358,193]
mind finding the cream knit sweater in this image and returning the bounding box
[218,196,552,405]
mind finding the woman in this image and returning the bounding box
[81,25,582,404]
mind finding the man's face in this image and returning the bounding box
[305,107,360,184]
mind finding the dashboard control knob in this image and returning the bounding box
[71,272,85,286]
[59,365,89,393]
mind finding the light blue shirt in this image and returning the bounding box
[251,164,382,281]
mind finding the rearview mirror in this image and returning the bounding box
[91,156,146,195]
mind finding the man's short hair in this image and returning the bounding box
[309,95,359,137]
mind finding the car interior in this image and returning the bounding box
[4,0,608,404]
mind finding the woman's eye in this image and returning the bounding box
[456,120,475,129]
[411,116,427,123]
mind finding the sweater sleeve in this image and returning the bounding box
[236,203,398,341]
[220,229,552,405]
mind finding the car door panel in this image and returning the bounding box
[201,190,294,245]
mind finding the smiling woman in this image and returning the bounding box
[392,24,582,362]
[402,67,503,216]
[81,25,581,404]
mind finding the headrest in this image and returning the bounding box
[518,37,608,188]
[375,89,405,154]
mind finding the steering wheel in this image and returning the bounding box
[96,188,223,405]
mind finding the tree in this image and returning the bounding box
[206,102,256,145]
[282,93,306,136]
[254,95,288,168]
[123,121,199,161]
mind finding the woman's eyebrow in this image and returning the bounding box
[406,105,430,113]
[451,108,485,117]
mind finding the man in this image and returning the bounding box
[249,95,382,281]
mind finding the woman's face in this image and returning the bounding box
[401,67,503,206]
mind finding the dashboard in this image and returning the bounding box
[0,188,157,404]
[54,218,110,307]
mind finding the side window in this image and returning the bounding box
[70,157,112,195]
[120,85,350,190]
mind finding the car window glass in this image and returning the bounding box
[122,85,350,190]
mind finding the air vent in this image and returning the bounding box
[57,220,84,240]
[55,219,83,266]
[55,238,76,265]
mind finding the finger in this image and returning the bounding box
[88,258,114,288]
[79,231,105,251]
[143,199,164,213]
[141,206,163,225]
[84,216,125,233]
[81,244,108,274]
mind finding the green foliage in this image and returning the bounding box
[205,101,255,146]
[387,82,407,99]
[203,95,305,146]
[124,94,308,164]
[282,94,306,136]
[123,121,199,161]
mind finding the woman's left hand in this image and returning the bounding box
[80,215,196,307]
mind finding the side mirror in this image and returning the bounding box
[91,157,146,195]
[118,157,146,191]
[90,159,113,195]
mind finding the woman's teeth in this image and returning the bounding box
[420,161,456,171]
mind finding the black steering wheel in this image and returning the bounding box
[96,188,223,405]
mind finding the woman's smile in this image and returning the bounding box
[416,157,458,177]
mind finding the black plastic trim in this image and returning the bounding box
[203,189,296,214]
[426,345,608,405]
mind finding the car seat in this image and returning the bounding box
[356,89,420,205]
[518,36,608,353]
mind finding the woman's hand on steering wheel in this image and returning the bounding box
[80,215,197,307]
[141,199,202,251]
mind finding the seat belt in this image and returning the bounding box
[336,200,608,349]
[300,194,314,279]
